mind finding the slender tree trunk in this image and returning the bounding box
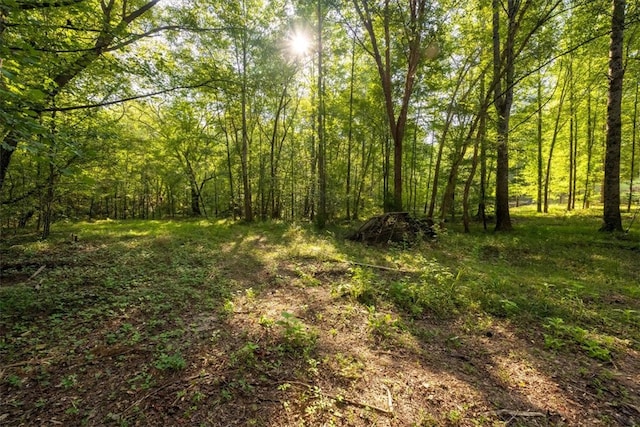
[537,71,543,213]
[628,82,638,212]
[383,133,391,211]
[346,40,356,220]
[567,60,574,211]
[41,112,57,239]
[410,110,419,215]
[568,115,574,210]
[464,124,484,233]
[600,0,625,232]
[440,123,474,223]
[477,125,488,230]
[427,60,474,218]
[308,79,317,222]
[423,126,434,215]
[492,0,515,231]
[316,0,327,228]
[354,134,373,220]
[572,110,578,210]
[465,78,487,232]
[544,65,569,213]
[239,15,253,222]
[583,91,596,209]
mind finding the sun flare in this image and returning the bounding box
[289,31,311,56]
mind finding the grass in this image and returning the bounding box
[1,207,639,426]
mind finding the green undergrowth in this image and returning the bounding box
[2,210,639,362]
[1,208,639,424]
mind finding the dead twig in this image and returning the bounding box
[344,261,419,274]
[383,384,394,413]
[1,356,56,369]
[28,265,46,281]
[285,381,394,415]
[122,373,213,416]
[493,409,546,418]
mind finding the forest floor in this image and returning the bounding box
[1,207,640,426]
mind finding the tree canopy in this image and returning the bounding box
[1,0,640,235]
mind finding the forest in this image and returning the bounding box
[2,0,640,426]
[0,0,638,234]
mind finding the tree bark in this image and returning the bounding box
[537,71,543,213]
[600,0,625,232]
[628,82,638,212]
[492,0,515,231]
[316,0,327,228]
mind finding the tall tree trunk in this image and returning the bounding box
[600,0,625,232]
[583,91,596,209]
[440,123,474,222]
[492,0,515,231]
[236,5,253,223]
[537,71,543,213]
[352,0,427,212]
[427,58,475,218]
[463,117,485,233]
[410,110,419,214]
[316,0,327,228]
[567,60,575,211]
[346,40,356,220]
[544,65,569,213]
[240,35,253,222]
[628,81,638,212]
[477,124,488,230]
[572,110,578,210]
[464,78,487,232]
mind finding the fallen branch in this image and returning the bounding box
[383,384,394,413]
[122,373,212,416]
[1,356,55,369]
[493,409,546,418]
[344,261,419,274]
[27,265,46,281]
[285,381,393,415]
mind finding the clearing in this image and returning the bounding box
[1,208,639,426]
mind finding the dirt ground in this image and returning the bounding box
[1,232,639,426]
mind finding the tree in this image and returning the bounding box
[0,0,163,192]
[600,0,625,232]
[351,0,435,211]
[491,0,516,231]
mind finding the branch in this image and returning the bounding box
[17,0,86,9]
[39,80,224,113]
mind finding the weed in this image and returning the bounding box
[65,398,81,415]
[543,317,613,361]
[231,341,259,368]
[277,312,317,354]
[5,374,22,388]
[258,314,275,328]
[129,371,155,391]
[325,353,365,379]
[59,374,78,389]
[220,388,233,401]
[336,267,378,305]
[367,306,402,339]
[154,352,187,371]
